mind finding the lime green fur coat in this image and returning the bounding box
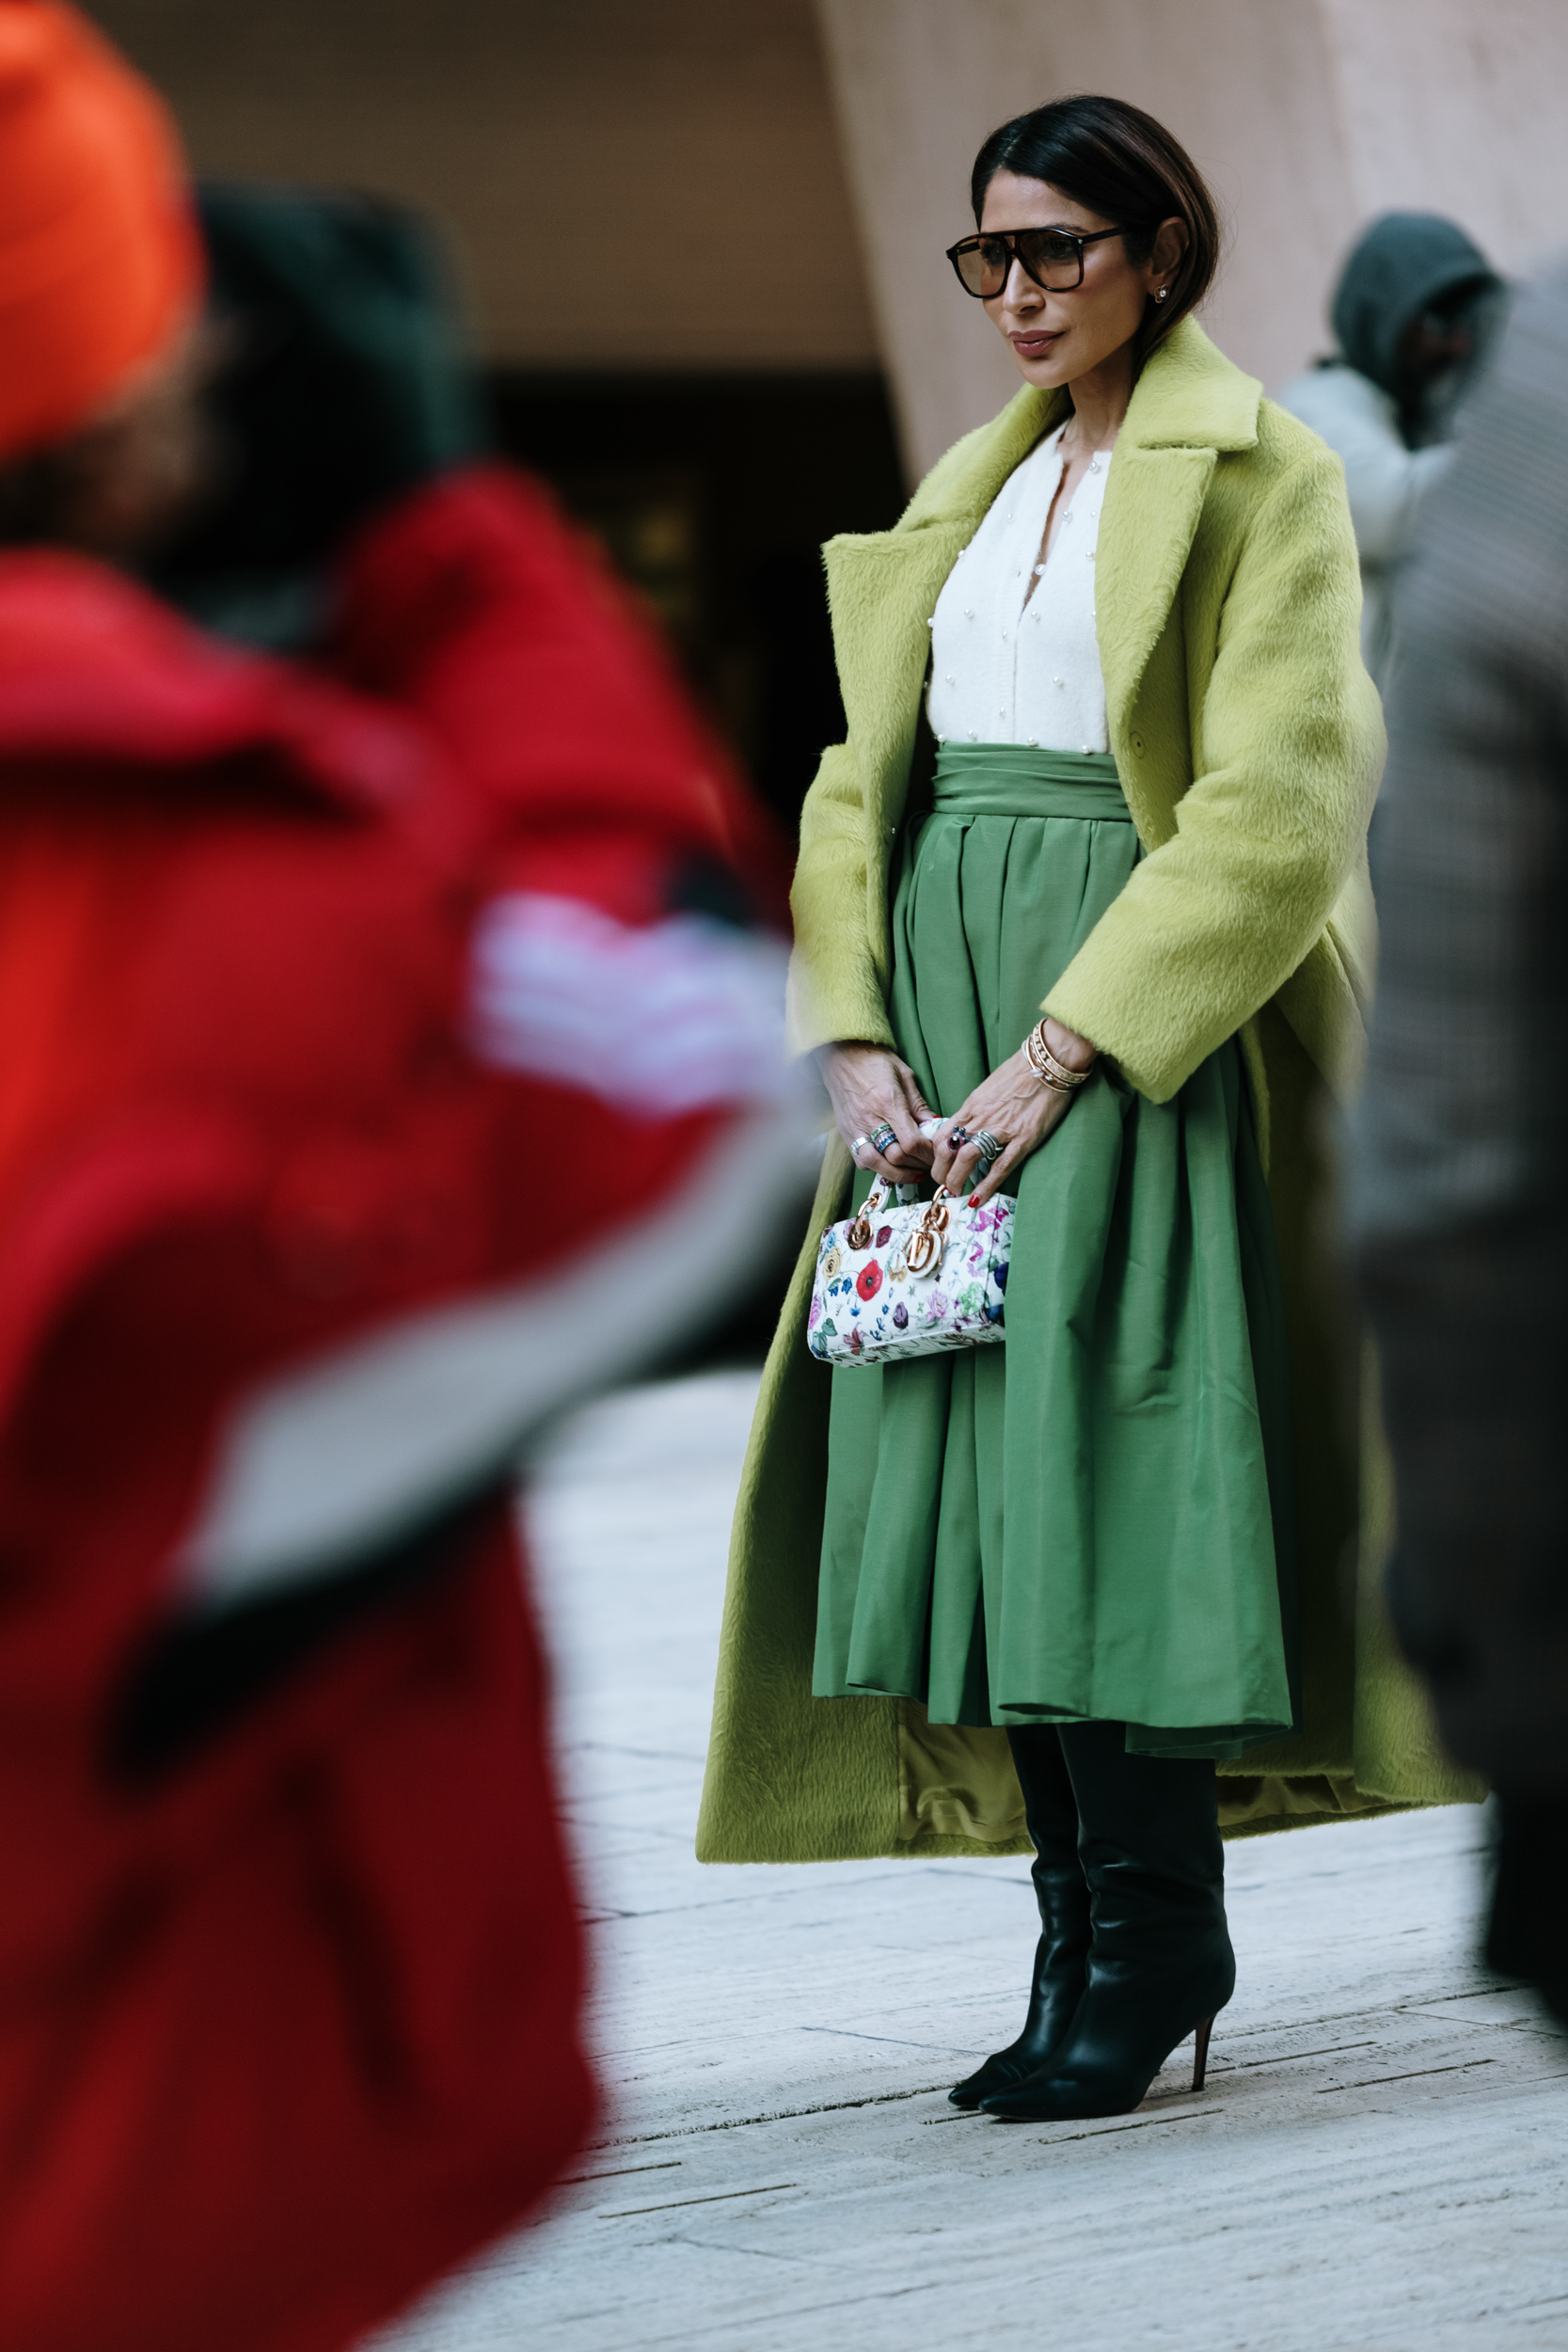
[698,318,1479,1862]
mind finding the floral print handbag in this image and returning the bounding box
[806,1176,1011,1365]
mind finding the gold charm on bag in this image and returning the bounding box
[904,1226,939,1277]
[904,1190,952,1279]
[845,1176,886,1257]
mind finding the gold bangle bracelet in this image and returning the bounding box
[1023,1034,1075,1091]
[1027,1057,1078,1095]
[1023,1022,1094,1091]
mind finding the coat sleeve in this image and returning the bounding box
[1044,448,1385,1102]
[784,739,899,1058]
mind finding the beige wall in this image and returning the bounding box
[88,0,879,371]
[814,0,1568,478]
[1314,0,1568,241]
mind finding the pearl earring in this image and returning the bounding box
[1154,287,1170,303]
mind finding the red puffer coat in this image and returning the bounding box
[0,467,789,2352]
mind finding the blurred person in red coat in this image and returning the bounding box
[0,7,795,2348]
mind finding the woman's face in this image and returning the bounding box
[977,170,1184,390]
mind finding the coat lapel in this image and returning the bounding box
[822,524,968,790]
[1095,443,1216,745]
[1097,322,1262,742]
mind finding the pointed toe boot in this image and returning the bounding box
[981,1722,1235,2123]
[949,1725,1091,2109]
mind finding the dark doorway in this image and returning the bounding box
[487,370,906,838]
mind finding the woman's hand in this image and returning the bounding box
[819,1041,936,1185]
[930,1020,1097,1205]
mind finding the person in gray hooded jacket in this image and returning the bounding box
[1352,257,1568,2027]
[1278,213,1504,687]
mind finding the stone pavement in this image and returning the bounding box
[377,1372,1568,2352]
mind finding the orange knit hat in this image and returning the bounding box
[0,1,201,464]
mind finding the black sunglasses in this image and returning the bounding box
[944,224,1126,299]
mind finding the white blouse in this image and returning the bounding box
[926,424,1113,755]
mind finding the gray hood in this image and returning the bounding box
[1331,213,1498,397]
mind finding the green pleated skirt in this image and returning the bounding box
[813,744,1298,1759]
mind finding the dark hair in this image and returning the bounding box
[971,95,1221,365]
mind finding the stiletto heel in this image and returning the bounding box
[980,1726,1235,2124]
[1192,2014,1213,2093]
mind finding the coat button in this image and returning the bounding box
[1131,731,1147,756]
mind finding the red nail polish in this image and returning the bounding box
[968,1193,980,1207]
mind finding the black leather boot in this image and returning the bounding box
[948,1724,1091,2107]
[981,1721,1234,2122]
[1486,1792,1568,2027]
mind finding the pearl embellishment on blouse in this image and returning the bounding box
[927,423,1106,758]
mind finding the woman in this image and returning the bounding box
[699,95,1477,2121]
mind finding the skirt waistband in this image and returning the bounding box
[931,742,1130,821]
